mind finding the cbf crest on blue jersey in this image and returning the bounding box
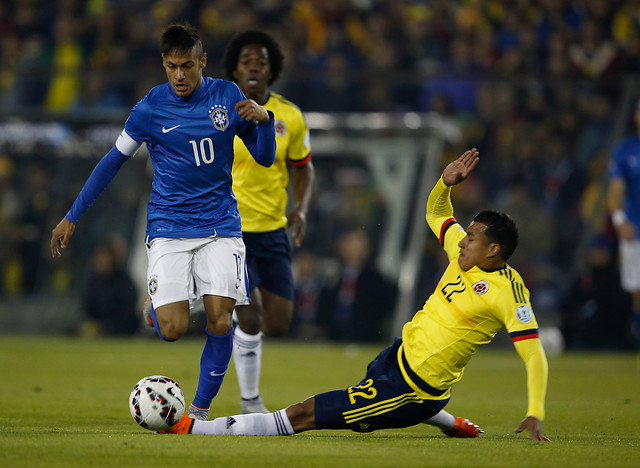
[210,105,229,131]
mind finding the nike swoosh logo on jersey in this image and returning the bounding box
[209,370,227,377]
[162,125,181,133]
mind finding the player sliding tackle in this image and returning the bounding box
[165,148,549,441]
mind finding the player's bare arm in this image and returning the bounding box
[287,162,315,247]
[608,178,636,240]
[442,148,479,187]
[235,99,270,122]
[514,415,550,442]
[50,218,75,258]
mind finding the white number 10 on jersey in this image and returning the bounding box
[189,138,215,166]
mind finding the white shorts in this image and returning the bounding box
[619,239,640,292]
[146,237,250,309]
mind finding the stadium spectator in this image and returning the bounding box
[290,249,324,339]
[0,154,21,296]
[317,228,397,342]
[419,36,481,114]
[497,181,554,250]
[560,234,633,349]
[0,0,635,112]
[612,0,640,71]
[567,17,622,78]
[164,149,549,442]
[73,67,129,112]
[80,238,138,336]
[44,12,83,112]
[18,162,53,295]
[50,23,276,422]
[221,30,314,414]
[608,98,640,347]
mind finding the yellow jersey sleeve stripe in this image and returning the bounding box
[500,268,528,303]
[512,280,525,303]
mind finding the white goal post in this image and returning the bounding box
[304,112,461,336]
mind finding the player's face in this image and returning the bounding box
[162,48,207,97]
[457,221,500,271]
[233,44,272,102]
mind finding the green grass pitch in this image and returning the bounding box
[0,336,638,467]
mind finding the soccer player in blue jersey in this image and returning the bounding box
[609,99,640,347]
[164,149,549,441]
[50,23,276,421]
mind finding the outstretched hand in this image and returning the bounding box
[286,208,307,247]
[50,218,75,258]
[514,415,550,442]
[617,221,636,241]
[442,148,479,187]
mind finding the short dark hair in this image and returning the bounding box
[473,210,519,261]
[223,30,284,85]
[161,22,202,56]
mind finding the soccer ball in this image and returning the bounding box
[129,375,185,431]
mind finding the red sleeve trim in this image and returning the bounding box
[439,217,457,245]
[511,332,539,343]
[288,153,312,167]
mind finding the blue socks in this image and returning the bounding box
[150,304,234,410]
[192,327,234,410]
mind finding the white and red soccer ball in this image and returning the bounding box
[129,375,185,431]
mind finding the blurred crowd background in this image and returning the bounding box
[1,0,639,350]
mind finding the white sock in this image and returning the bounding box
[423,409,456,430]
[191,409,294,436]
[233,327,263,400]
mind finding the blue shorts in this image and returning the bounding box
[242,228,293,300]
[314,338,449,432]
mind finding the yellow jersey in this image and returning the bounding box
[399,178,547,418]
[232,92,311,232]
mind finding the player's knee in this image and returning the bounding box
[155,302,190,341]
[206,313,234,336]
[238,315,262,335]
[157,321,188,341]
[262,321,290,337]
[236,306,263,335]
[262,310,292,337]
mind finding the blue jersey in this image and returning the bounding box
[610,135,640,232]
[126,77,261,240]
[64,77,274,240]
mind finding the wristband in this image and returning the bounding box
[612,210,627,228]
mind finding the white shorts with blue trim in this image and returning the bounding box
[619,238,640,293]
[145,236,250,309]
